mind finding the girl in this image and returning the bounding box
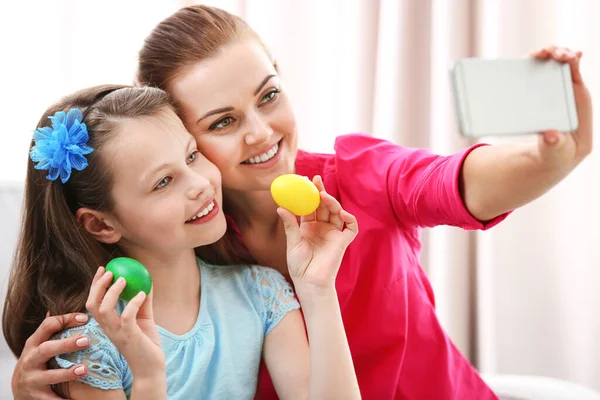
[3,84,360,399]
[12,5,593,400]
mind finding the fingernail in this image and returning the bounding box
[74,366,86,376]
[75,314,88,323]
[117,277,126,285]
[76,337,89,347]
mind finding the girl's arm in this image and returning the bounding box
[263,310,310,399]
[66,378,162,400]
[266,176,360,399]
[263,295,359,400]
[67,383,127,400]
[80,268,167,399]
[296,288,358,400]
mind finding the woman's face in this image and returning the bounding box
[169,39,298,193]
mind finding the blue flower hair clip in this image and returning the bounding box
[30,108,93,184]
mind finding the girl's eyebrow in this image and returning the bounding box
[142,136,196,183]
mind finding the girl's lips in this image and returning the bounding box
[186,200,220,224]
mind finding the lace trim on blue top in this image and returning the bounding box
[54,318,124,391]
[247,266,300,335]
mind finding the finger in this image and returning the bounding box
[315,194,330,222]
[312,175,325,192]
[85,270,113,315]
[25,313,88,352]
[301,210,316,223]
[530,46,554,59]
[539,130,567,147]
[137,287,154,321]
[92,266,105,284]
[121,291,146,328]
[548,48,584,83]
[319,193,344,230]
[28,335,89,366]
[34,364,87,386]
[312,175,330,221]
[97,277,126,329]
[340,210,359,244]
[277,207,302,248]
[566,49,584,84]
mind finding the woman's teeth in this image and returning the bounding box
[242,143,279,164]
[187,201,215,222]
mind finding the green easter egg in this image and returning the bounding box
[105,257,152,302]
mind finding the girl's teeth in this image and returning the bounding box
[187,201,215,222]
[244,143,279,164]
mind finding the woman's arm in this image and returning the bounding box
[329,47,590,230]
[457,47,592,221]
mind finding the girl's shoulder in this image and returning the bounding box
[52,316,132,393]
[199,260,300,335]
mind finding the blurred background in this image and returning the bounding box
[1,0,599,398]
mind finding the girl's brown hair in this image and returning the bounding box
[137,4,262,266]
[2,85,174,358]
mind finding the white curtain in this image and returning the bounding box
[2,0,599,395]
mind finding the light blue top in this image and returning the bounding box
[55,258,300,399]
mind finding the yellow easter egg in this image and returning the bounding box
[270,174,320,216]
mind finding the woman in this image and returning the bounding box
[10,5,592,400]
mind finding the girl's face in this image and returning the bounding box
[169,39,298,194]
[105,108,226,258]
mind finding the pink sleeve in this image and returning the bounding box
[333,134,508,230]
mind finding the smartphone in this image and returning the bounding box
[450,57,578,137]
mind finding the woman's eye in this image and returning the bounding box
[155,176,172,190]
[209,117,234,131]
[260,89,280,105]
[187,151,198,164]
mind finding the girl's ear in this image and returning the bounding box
[75,208,122,244]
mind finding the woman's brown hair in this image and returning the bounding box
[137,4,263,266]
[2,84,174,359]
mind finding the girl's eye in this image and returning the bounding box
[209,116,234,131]
[187,151,199,164]
[260,89,280,105]
[154,176,172,190]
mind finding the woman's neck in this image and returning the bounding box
[223,187,280,232]
[222,187,291,278]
